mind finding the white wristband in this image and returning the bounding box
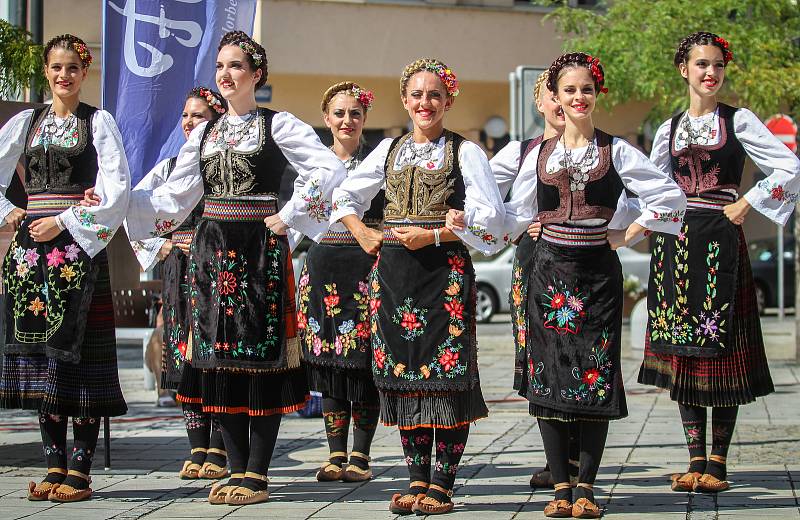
[434,227,441,247]
[54,214,66,231]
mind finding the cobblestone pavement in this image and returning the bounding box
[1,316,799,519]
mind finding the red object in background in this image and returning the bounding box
[765,114,798,153]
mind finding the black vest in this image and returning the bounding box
[24,103,99,194]
[536,130,623,224]
[200,108,290,197]
[383,131,466,221]
[669,103,746,196]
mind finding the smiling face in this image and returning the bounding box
[680,44,726,97]
[536,85,565,134]
[181,97,214,140]
[324,92,365,147]
[555,66,596,123]
[402,71,453,135]
[45,47,87,99]
[215,45,262,102]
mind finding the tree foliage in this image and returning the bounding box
[539,0,800,124]
[0,19,43,100]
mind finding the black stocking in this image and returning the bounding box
[538,418,571,501]
[428,425,469,504]
[38,413,67,484]
[708,406,738,480]
[574,420,609,503]
[400,428,433,495]
[205,415,227,467]
[239,414,282,492]
[219,413,249,489]
[350,401,379,470]
[64,417,101,490]
[182,403,210,465]
[322,397,350,467]
[678,403,708,474]
[568,423,580,479]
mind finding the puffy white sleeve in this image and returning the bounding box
[128,158,172,270]
[272,111,347,242]
[59,110,131,257]
[502,143,541,242]
[649,119,673,175]
[454,141,506,255]
[491,140,521,199]
[125,123,205,241]
[329,138,392,223]
[612,137,686,236]
[0,109,33,224]
[737,109,800,226]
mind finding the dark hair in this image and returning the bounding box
[218,31,268,89]
[547,52,607,95]
[674,31,733,67]
[44,34,92,68]
[187,87,227,121]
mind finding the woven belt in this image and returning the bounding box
[382,221,443,246]
[541,223,608,247]
[202,196,277,222]
[171,229,194,244]
[321,229,359,245]
[687,191,736,211]
[26,193,84,217]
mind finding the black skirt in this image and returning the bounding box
[524,224,626,422]
[1,194,126,417]
[370,222,487,429]
[299,230,379,403]
[161,229,194,391]
[187,196,307,416]
[511,233,537,392]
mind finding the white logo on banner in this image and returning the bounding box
[108,0,204,78]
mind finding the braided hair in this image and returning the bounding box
[547,52,607,95]
[674,31,734,67]
[321,81,375,113]
[187,87,227,121]
[218,31,268,89]
[533,71,550,102]
[400,58,460,97]
[44,34,92,68]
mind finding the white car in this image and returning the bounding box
[472,245,651,323]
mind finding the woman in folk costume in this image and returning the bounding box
[125,31,346,505]
[638,31,800,493]
[330,58,506,515]
[126,87,229,480]
[0,34,130,502]
[504,52,686,518]
[297,82,382,483]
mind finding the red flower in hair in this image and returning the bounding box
[714,37,734,63]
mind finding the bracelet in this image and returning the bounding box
[54,215,65,231]
[434,228,441,247]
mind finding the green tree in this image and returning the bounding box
[539,0,800,123]
[0,19,43,100]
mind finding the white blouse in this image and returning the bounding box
[329,135,507,255]
[127,157,172,270]
[125,111,347,242]
[504,135,687,242]
[0,108,131,258]
[651,107,800,225]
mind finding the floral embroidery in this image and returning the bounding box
[757,179,799,204]
[651,210,685,223]
[510,262,526,353]
[527,356,552,396]
[153,218,177,236]
[401,432,432,466]
[302,179,330,222]
[466,224,497,246]
[28,297,45,316]
[434,440,464,474]
[392,297,428,340]
[96,227,112,242]
[684,424,703,444]
[561,329,612,403]
[74,207,96,227]
[371,250,468,380]
[331,195,352,212]
[541,279,588,335]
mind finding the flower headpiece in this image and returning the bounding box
[585,54,608,94]
[349,86,375,111]
[72,42,92,68]
[423,62,460,97]
[237,41,263,67]
[714,36,734,64]
[197,87,226,114]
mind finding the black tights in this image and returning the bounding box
[219,414,282,492]
[399,425,470,504]
[678,404,738,479]
[538,419,608,503]
[39,414,101,490]
[322,397,380,470]
[182,404,226,466]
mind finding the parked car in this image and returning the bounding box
[472,244,652,323]
[749,236,795,314]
